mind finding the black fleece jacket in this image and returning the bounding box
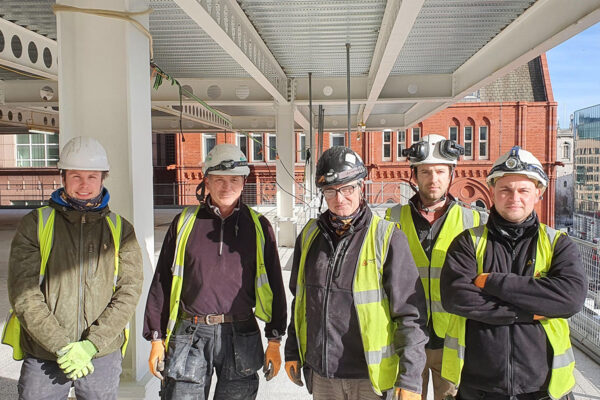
[285,205,428,393]
[440,208,587,395]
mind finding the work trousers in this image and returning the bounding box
[161,318,263,400]
[457,386,576,400]
[422,348,457,400]
[311,371,392,400]
[18,350,122,400]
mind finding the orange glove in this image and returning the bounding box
[263,340,281,381]
[533,314,546,320]
[393,388,421,400]
[285,360,303,386]
[148,340,165,380]
[474,273,490,289]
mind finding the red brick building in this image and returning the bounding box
[0,55,558,224]
[154,55,557,224]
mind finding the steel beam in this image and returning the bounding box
[172,0,288,103]
[152,104,232,131]
[359,0,424,124]
[0,17,58,80]
[0,105,59,131]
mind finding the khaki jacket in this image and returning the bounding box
[8,201,143,360]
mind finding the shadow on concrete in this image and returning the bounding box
[0,376,19,400]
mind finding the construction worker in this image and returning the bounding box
[143,143,287,399]
[385,134,486,400]
[5,136,143,400]
[441,146,588,400]
[284,146,428,400]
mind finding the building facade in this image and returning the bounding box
[0,56,558,224]
[556,124,574,229]
[573,104,600,242]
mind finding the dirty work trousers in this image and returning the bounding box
[18,350,122,400]
[161,318,263,400]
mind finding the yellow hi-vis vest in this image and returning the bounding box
[1,206,129,360]
[294,215,397,396]
[385,203,480,338]
[441,224,576,399]
[164,205,273,347]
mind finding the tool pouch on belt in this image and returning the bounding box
[164,321,206,385]
[231,318,263,377]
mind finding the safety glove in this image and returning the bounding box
[263,340,281,381]
[149,340,166,380]
[57,340,98,380]
[473,273,489,289]
[284,360,303,386]
[393,388,422,400]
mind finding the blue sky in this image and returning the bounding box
[546,21,600,129]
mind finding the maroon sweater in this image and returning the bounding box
[143,200,287,340]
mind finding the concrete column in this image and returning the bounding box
[56,0,154,388]
[275,101,296,247]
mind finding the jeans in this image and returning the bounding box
[161,318,263,400]
[311,371,392,400]
[18,350,122,400]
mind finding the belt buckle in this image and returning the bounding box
[204,314,221,325]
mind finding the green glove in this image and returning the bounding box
[57,340,98,379]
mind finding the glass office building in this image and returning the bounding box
[573,104,600,241]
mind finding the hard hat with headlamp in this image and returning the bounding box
[316,146,367,188]
[402,134,464,167]
[486,146,548,191]
[203,143,250,176]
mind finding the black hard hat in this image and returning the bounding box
[316,146,367,188]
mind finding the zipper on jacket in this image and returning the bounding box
[219,217,224,256]
[322,231,348,378]
[78,214,86,339]
[508,324,514,395]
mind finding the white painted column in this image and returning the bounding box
[275,101,296,247]
[56,0,154,387]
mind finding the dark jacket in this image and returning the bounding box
[284,205,428,393]
[440,208,587,395]
[143,200,287,340]
[8,200,143,360]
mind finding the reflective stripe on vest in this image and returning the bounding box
[295,215,397,395]
[442,225,575,399]
[2,207,127,360]
[386,203,480,338]
[165,205,272,347]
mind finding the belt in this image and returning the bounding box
[180,312,245,325]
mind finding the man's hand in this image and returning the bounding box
[474,273,490,289]
[393,388,421,400]
[57,340,98,380]
[149,340,166,380]
[263,340,281,381]
[284,361,303,386]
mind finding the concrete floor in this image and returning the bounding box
[1,208,599,399]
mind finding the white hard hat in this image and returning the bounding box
[404,134,464,167]
[57,136,110,171]
[487,146,548,190]
[202,143,250,176]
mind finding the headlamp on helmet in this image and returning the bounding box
[487,146,548,189]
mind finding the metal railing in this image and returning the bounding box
[569,236,600,363]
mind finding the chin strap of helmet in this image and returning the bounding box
[196,181,206,204]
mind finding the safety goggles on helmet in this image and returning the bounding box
[402,140,464,163]
[488,147,548,183]
[205,159,249,175]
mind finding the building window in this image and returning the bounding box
[299,133,306,162]
[16,133,59,167]
[203,134,216,161]
[268,134,277,161]
[479,126,488,160]
[564,181,567,188]
[397,130,406,160]
[412,127,421,143]
[563,143,570,160]
[331,133,345,147]
[464,126,473,159]
[449,126,458,142]
[252,133,264,162]
[382,130,391,161]
[237,134,248,159]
